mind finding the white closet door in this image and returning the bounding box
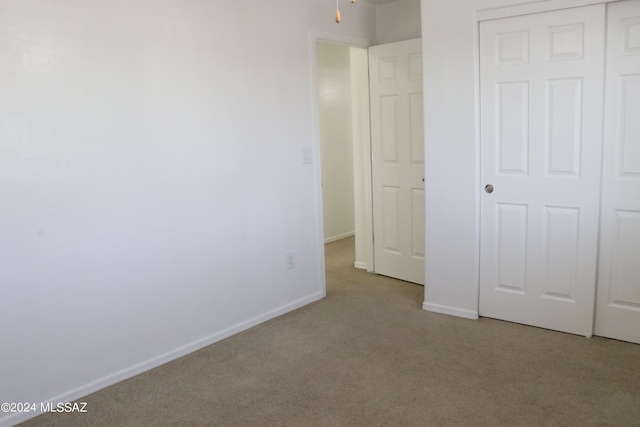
[479,5,605,336]
[369,38,425,285]
[594,0,640,344]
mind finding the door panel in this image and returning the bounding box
[594,0,640,344]
[479,5,605,336]
[497,81,529,174]
[369,38,425,285]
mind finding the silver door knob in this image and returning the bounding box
[485,184,494,194]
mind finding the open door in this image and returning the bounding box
[369,38,425,285]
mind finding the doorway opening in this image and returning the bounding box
[314,39,373,280]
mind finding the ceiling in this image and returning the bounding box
[360,0,399,5]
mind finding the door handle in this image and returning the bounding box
[485,184,494,194]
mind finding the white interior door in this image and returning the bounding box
[594,0,640,344]
[369,38,425,285]
[479,5,605,336]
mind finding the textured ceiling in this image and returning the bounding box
[359,0,399,5]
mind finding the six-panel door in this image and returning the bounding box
[594,0,640,344]
[369,38,425,285]
[479,5,606,336]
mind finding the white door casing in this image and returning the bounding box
[479,5,605,336]
[369,38,425,285]
[594,0,640,344]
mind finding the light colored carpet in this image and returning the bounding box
[21,237,640,426]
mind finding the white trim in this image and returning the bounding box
[0,292,324,427]
[308,30,328,299]
[472,0,610,323]
[354,261,368,270]
[475,0,616,22]
[324,230,355,244]
[423,302,479,320]
[309,30,371,48]
[471,3,483,318]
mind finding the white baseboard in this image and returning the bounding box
[353,261,368,270]
[324,231,355,244]
[422,302,479,320]
[0,291,324,427]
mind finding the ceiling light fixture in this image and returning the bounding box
[336,0,356,23]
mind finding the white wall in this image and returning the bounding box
[0,1,375,425]
[376,0,422,44]
[350,47,374,271]
[420,0,608,318]
[317,42,355,243]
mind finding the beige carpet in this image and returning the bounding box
[22,237,640,426]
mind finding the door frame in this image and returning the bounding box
[308,30,374,297]
[472,0,618,315]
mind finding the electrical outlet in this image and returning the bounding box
[286,252,295,269]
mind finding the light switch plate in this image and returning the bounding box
[302,147,313,164]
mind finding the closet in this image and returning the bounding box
[478,0,640,343]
